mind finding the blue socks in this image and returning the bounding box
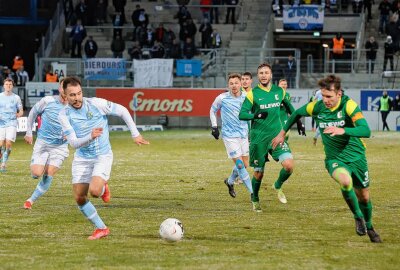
[236,159,253,194]
[227,165,238,185]
[2,148,10,163]
[79,201,107,229]
[29,175,53,202]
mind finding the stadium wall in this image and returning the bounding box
[22,84,400,131]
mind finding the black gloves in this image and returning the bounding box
[296,119,306,136]
[254,112,268,119]
[211,127,220,140]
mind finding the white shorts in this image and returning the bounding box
[31,139,69,168]
[223,137,249,159]
[0,126,17,142]
[72,151,113,184]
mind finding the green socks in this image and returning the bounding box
[274,168,292,189]
[341,188,364,219]
[359,200,373,229]
[252,177,262,202]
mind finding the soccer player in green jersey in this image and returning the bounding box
[272,75,382,243]
[241,72,253,93]
[239,63,305,211]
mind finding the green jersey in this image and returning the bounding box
[284,95,371,162]
[239,83,294,144]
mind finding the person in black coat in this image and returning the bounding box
[84,36,98,58]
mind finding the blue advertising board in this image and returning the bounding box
[283,5,324,30]
[360,90,400,111]
[176,60,202,77]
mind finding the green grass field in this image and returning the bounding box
[0,130,399,269]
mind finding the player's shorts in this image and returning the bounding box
[31,139,69,168]
[72,151,113,184]
[0,126,17,142]
[250,140,293,169]
[325,156,370,189]
[222,137,249,159]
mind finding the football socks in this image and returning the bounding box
[274,168,292,189]
[79,201,107,229]
[359,200,373,230]
[29,175,53,202]
[251,177,262,202]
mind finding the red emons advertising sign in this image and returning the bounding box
[96,88,225,117]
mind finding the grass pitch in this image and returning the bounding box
[0,130,399,270]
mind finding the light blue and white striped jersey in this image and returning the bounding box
[210,91,248,139]
[27,95,67,145]
[0,92,23,128]
[59,97,117,159]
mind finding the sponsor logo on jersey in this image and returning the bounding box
[319,120,345,128]
[260,102,281,109]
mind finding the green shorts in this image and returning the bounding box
[250,140,292,169]
[325,156,370,188]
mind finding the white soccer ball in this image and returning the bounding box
[159,218,184,242]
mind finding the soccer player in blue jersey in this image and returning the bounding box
[210,73,253,199]
[0,78,23,172]
[59,76,149,240]
[23,80,69,209]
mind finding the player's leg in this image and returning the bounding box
[89,151,113,203]
[352,159,382,243]
[1,127,17,171]
[249,142,267,212]
[328,161,366,236]
[222,138,240,198]
[313,128,320,146]
[271,142,293,204]
[0,128,5,170]
[238,155,252,194]
[73,156,109,240]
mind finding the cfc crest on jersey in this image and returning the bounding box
[275,94,279,100]
[337,111,342,118]
[87,111,93,119]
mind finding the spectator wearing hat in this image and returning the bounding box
[383,35,395,71]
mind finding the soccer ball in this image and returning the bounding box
[159,218,184,242]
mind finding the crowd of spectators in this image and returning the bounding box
[62,0,232,60]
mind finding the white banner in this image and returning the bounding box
[84,58,126,80]
[51,62,67,80]
[25,82,59,107]
[133,59,173,88]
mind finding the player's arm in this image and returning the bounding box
[112,103,149,145]
[209,95,221,139]
[24,97,47,144]
[58,110,97,148]
[282,92,306,136]
[272,103,311,149]
[324,100,371,138]
[16,96,23,117]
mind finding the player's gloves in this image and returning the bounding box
[211,127,220,140]
[296,119,306,136]
[254,112,268,119]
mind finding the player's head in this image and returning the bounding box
[228,73,242,96]
[58,78,67,104]
[3,78,14,93]
[63,76,83,109]
[278,79,287,91]
[382,90,388,97]
[318,74,342,109]
[257,63,272,87]
[241,72,253,91]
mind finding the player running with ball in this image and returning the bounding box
[272,74,382,243]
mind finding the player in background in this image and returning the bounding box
[271,75,382,243]
[0,78,23,172]
[241,72,253,93]
[312,88,323,146]
[239,63,305,211]
[23,80,69,209]
[59,76,149,240]
[210,73,253,199]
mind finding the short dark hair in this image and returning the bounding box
[62,76,81,92]
[257,63,272,72]
[242,72,252,79]
[318,74,341,93]
[228,73,241,81]
[3,78,14,85]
